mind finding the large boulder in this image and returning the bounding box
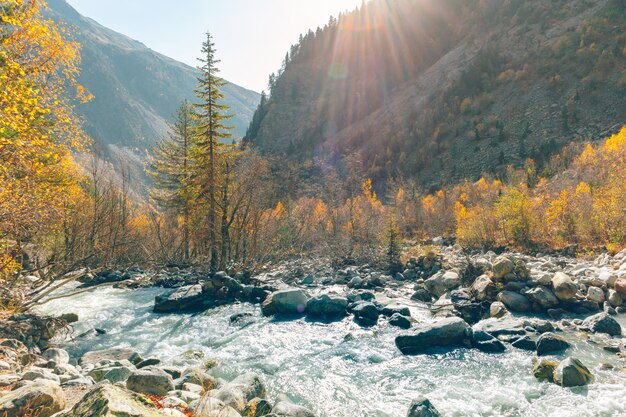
[126,367,175,396]
[551,272,578,301]
[80,348,137,366]
[154,284,208,313]
[353,302,380,326]
[407,397,441,417]
[586,286,605,304]
[581,312,622,336]
[0,380,65,417]
[524,287,559,309]
[536,332,570,356]
[470,275,497,301]
[424,271,460,297]
[554,357,593,387]
[492,256,515,279]
[497,291,531,312]
[395,317,470,355]
[305,294,348,321]
[55,382,164,417]
[489,301,509,318]
[271,395,316,417]
[261,289,308,316]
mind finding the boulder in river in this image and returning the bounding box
[154,284,209,313]
[42,348,69,365]
[395,317,470,355]
[126,367,175,396]
[581,312,622,336]
[551,272,578,301]
[554,357,593,387]
[353,302,380,326]
[424,270,460,297]
[407,396,441,417]
[388,313,412,329]
[536,332,571,356]
[532,358,558,383]
[489,301,509,318]
[470,330,506,353]
[473,317,525,337]
[0,380,65,417]
[261,289,308,316]
[55,382,164,417]
[305,294,348,321]
[497,291,531,312]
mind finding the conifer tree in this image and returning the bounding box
[193,32,233,270]
[147,100,195,260]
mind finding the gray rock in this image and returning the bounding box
[407,396,441,417]
[424,271,460,297]
[396,317,470,354]
[261,289,308,316]
[608,289,623,307]
[353,302,380,326]
[154,284,208,313]
[489,301,509,318]
[581,312,622,336]
[470,330,506,353]
[80,348,137,366]
[305,294,348,321]
[381,304,411,317]
[473,317,526,337]
[388,313,411,329]
[55,382,164,417]
[411,288,432,302]
[554,357,593,387]
[524,286,559,309]
[21,367,61,384]
[497,291,531,312]
[126,367,175,396]
[42,348,69,365]
[492,255,515,279]
[0,380,65,417]
[210,373,265,413]
[536,332,570,356]
[586,286,605,304]
[471,275,497,301]
[511,336,537,351]
[552,272,578,301]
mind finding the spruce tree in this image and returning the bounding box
[147,100,195,261]
[193,32,233,271]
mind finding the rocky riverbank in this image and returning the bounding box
[4,243,626,416]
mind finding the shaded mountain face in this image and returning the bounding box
[46,0,260,155]
[245,0,626,190]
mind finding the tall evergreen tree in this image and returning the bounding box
[193,32,233,270]
[147,100,195,260]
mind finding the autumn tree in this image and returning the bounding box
[0,0,90,278]
[193,32,233,270]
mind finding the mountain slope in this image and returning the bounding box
[47,0,260,154]
[245,0,626,190]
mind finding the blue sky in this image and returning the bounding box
[65,0,364,92]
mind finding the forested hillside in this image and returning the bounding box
[46,0,260,158]
[245,0,626,190]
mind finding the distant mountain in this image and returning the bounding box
[245,0,626,190]
[46,0,260,162]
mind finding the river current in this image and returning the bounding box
[36,286,626,417]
